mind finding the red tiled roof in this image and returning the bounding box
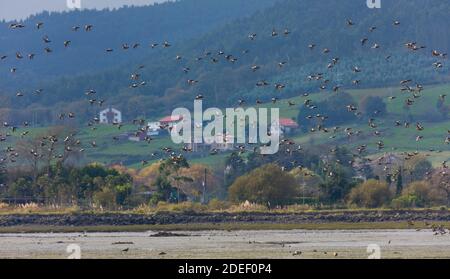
[279,118,299,127]
[160,115,183,123]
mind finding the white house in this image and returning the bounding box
[99,107,122,124]
[147,121,161,136]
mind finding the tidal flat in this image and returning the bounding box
[1,229,449,259]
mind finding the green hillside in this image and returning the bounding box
[1,0,449,125]
[2,83,448,169]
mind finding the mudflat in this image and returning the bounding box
[0,229,449,259]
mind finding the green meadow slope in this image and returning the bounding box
[1,84,449,169]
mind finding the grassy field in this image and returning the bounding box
[272,83,450,166]
[272,83,450,119]
[289,119,450,166]
[1,83,449,169]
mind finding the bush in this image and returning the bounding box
[228,201,268,212]
[154,201,207,213]
[208,198,230,211]
[9,178,34,198]
[228,164,297,206]
[391,194,419,209]
[289,168,322,200]
[115,183,133,206]
[404,157,433,183]
[359,96,387,117]
[93,187,116,209]
[397,181,446,208]
[319,162,357,204]
[347,179,392,208]
[149,192,165,206]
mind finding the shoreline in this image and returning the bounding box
[1,210,450,233]
[1,221,449,233]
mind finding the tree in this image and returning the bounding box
[347,179,392,208]
[15,138,42,185]
[228,164,297,206]
[93,187,117,209]
[8,178,34,200]
[153,157,190,203]
[318,162,356,204]
[404,156,433,184]
[436,99,449,119]
[94,182,133,209]
[395,181,447,208]
[396,170,403,196]
[1,157,132,207]
[359,96,387,117]
[178,164,221,202]
[289,168,323,203]
[224,152,248,187]
[430,169,450,205]
[134,163,161,186]
[297,92,358,131]
[115,184,133,206]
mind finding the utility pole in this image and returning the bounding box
[202,168,207,204]
[302,183,306,205]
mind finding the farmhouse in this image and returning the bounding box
[188,133,235,152]
[279,118,299,134]
[270,118,299,137]
[99,107,122,124]
[147,122,161,136]
[146,115,184,137]
[128,131,147,142]
[160,115,184,128]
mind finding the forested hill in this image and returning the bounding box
[0,0,277,88]
[1,0,449,124]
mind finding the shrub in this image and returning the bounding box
[154,201,207,213]
[347,179,392,208]
[289,168,322,200]
[228,164,297,206]
[359,96,387,117]
[115,183,133,206]
[9,178,34,198]
[149,192,165,206]
[319,162,357,204]
[404,156,433,183]
[228,201,268,212]
[398,181,446,207]
[93,187,116,209]
[208,198,230,211]
[391,194,419,209]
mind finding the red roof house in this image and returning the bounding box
[160,115,183,125]
[279,118,299,128]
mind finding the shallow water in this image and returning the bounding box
[0,229,449,259]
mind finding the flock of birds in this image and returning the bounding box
[0,12,449,198]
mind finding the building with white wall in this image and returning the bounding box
[99,107,122,124]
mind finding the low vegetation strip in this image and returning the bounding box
[1,210,450,228]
